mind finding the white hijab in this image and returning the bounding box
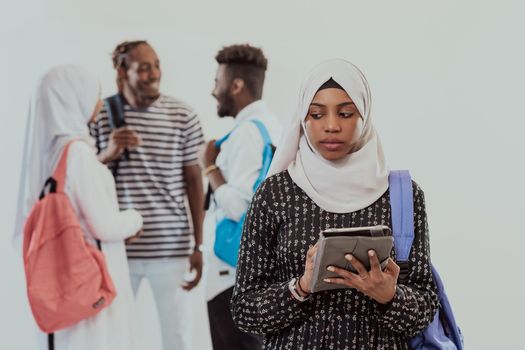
[13,65,99,246]
[268,59,389,213]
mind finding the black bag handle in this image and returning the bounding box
[106,94,126,130]
[104,94,129,179]
[48,333,54,350]
[39,178,57,200]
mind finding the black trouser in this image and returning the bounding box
[207,286,263,350]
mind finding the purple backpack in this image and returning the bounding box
[389,171,464,350]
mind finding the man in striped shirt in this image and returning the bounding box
[90,40,204,350]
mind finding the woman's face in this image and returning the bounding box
[304,88,362,161]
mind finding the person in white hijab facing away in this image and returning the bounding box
[231,59,439,349]
[14,65,143,350]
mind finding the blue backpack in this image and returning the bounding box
[389,170,464,350]
[213,120,274,267]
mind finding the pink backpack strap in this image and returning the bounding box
[52,140,79,193]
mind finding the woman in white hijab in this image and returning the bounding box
[231,59,439,349]
[14,65,143,350]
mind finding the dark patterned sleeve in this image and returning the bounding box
[375,182,440,337]
[231,177,314,335]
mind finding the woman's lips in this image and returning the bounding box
[320,140,344,151]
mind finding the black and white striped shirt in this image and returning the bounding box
[90,95,204,259]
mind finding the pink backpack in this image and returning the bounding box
[22,141,116,333]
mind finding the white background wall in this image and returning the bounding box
[1,0,524,349]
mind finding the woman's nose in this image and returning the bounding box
[324,113,341,132]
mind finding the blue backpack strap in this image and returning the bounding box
[215,131,232,149]
[389,170,415,281]
[215,119,272,147]
[212,119,274,267]
[248,119,272,145]
[214,119,273,191]
[248,120,273,191]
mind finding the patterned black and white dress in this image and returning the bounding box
[231,171,439,350]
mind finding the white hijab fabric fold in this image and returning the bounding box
[268,59,389,213]
[13,65,99,246]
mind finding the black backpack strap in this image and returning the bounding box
[105,94,126,130]
[104,94,129,178]
[39,178,57,200]
[48,333,54,350]
[204,184,213,210]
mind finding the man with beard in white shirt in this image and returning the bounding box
[200,44,282,350]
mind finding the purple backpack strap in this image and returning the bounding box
[431,266,464,349]
[389,170,414,280]
[389,170,464,350]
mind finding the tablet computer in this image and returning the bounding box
[309,225,393,293]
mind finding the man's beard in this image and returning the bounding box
[139,91,160,104]
[133,81,160,107]
[217,91,235,117]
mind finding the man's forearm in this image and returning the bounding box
[184,165,204,246]
[207,167,226,192]
[97,152,109,164]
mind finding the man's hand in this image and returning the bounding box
[125,228,143,244]
[199,140,220,168]
[182,250,203,291]
[99,127,142,164]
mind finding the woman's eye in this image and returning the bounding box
[340,112,354,118]
[309,113,323,119]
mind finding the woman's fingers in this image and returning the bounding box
[384,258,400,278]
[368,250,381,273]
[323,277,356,288]
[345,254,368,277]
[326,256,400,303]
[303,242,321,290]
[307,242,319,260]
[327,265,357,282]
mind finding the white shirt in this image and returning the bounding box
[204,100,282,301]
[49,141,143,350]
